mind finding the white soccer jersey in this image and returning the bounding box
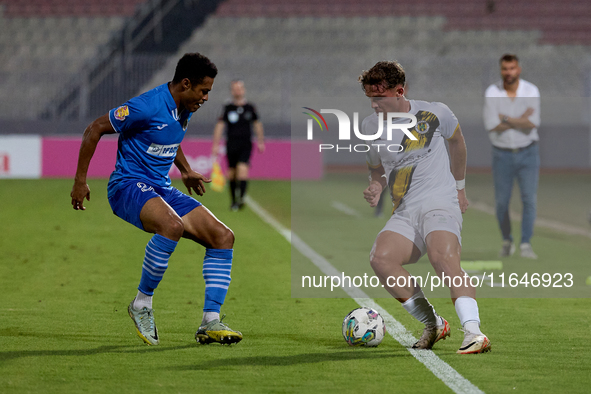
[363,100,460,213]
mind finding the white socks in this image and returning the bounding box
[202,311,220,325]
[402,288,439,326]
[133,291,153,310]
[401,291,483,333]
[455,296,483,335]
[132,293,222,327]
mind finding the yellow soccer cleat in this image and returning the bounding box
[195,314,243,345]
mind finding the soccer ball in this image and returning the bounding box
[342,307,386,347]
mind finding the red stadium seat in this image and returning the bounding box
[210,0,591,45]
[0,0,145,17]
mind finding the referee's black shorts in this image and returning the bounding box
[226,140,253,168]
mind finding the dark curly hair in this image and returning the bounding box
[359,61,405,91]
[499,54,519,64]
[172,53,218,86]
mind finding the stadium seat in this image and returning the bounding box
[1,0,590,121]
[0,0,144,119]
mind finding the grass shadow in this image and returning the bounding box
[169,349,405,371]
[0,343,196,365]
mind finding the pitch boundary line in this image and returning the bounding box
[244,196,484,394]
[330,201,362,217]
[470,201,591,239]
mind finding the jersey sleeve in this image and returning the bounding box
[362,116,382,168]
[435,102,460,139]
[527,86,541,128]
[366,145,382,169]
[483,85,502,131]
[109,96,150,134]
[250,104,259,121]
[218,105,228,122]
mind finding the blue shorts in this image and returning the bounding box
[108,180,202,231]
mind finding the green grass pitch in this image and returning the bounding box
[1,176,590,393]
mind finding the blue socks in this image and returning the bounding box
[136,237,232,315]
[202,248,233,313]
[138,234,178,296]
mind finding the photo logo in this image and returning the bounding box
[302,107,329,137]
[303,107,418,152]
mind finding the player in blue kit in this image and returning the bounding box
[70,53,242,346]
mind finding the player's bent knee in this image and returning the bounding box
[158,217,184,240]
[370,249,400,272]
[431,252,461,276]
[212,227,234,249]
[369,254,384,271]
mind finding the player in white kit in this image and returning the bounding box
[360,61,491,354]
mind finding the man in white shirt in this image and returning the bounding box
[361,61,491,354]
[484,54,540,259]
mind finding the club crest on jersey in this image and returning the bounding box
[114,105,129,121]
[416,120,430,134]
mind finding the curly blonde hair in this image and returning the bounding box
[359,61,405,91]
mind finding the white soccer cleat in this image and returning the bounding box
[128,301,159,345]
[499,240,515,257]
[519,243,538,259]
[456,330,491,354]
[412,317,450,350]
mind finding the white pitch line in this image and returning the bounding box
[244,195,484,394]
[470,201,591,239]
[330,201,362,217]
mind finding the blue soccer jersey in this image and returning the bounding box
[107,83,192,191]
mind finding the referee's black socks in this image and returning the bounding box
[230,180,237,204]
[239,180,248,200]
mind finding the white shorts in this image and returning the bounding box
[378,204,462,256]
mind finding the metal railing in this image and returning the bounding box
[43,0,219,120]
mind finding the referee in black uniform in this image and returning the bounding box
[212,80,265,210]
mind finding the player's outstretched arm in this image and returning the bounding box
[254,120,265,153]
[363,165,386,207]
[71,114,116,210]
[447,125,469,214]
[175,145,211,196]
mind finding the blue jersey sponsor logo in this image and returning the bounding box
[146,143,180,157]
